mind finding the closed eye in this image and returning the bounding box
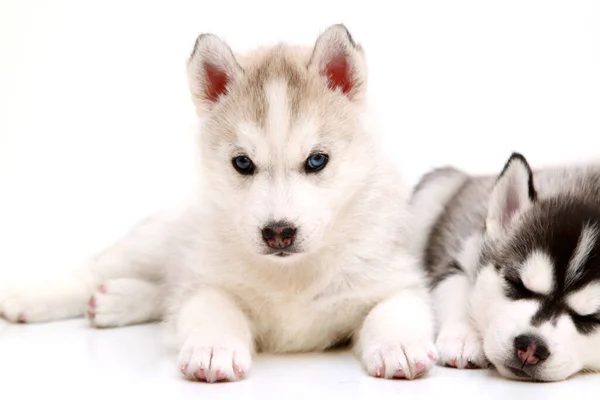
[504,274,538,300]
[570,312,600,335]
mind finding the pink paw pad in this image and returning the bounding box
[98,284,107,294]
[446,358,457,368]
[428,351,437,362]
[194,369,207,381]
[17,314,26,324]
[374,367,383,378]
[215,370,226,381]
[87,311,95,320]
[88,296,96,309]
[413,362,427,377]
[393,370,406,379]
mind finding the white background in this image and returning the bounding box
[1,0,599,281]
[1,1,599,398]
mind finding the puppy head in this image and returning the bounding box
[186,25,376,260]
[471,153,600,381]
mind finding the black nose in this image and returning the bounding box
[514,334,550,366]
[261,221,297,249]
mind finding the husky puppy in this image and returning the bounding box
[0,25,436,382]
[411,152,600,381]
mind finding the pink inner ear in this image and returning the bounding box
[501,186,520,228]
[323,52,353,95]
[203,62,230,103]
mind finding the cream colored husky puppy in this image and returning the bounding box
[0,25,436,383]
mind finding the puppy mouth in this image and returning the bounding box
[505,366,531,379]
[503,365,549,382]
[263,247,303,261]
[263,248,301,258]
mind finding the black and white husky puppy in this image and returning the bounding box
[411,152,600,381]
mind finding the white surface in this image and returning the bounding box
[1,1,600,399]
[1,319,600,400]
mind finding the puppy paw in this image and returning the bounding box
[87,278,160,328]
[178,333,252,383]
[360,339,437,379]
[0,281,86,323]
[436,325,487,369]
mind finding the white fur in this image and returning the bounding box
[433,274,486,369]
[0,25,435,383]
[520,251,554,295]
[566,225,599,287]
[456,234,486,279]
[567,283,600,317]
[176,287,253,382]
[356,288,436,379]
[265,79,290,148]
[433,234,487,368]
[0,277,90,323]
[89,278,162,328]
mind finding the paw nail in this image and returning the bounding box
[428,351,437,361]
[375,367,383,378]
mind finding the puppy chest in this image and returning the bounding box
[247,295,371,353]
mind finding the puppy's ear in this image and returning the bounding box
[308,24,367,101]
[486,153,537,239]
[187,34,243,115]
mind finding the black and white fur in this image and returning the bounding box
[411,152,600,381]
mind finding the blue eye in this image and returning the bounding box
[232,155,255,175]
[305,153,329,173]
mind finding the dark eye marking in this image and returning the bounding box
[504,274,539,301]
[570,312,600,335]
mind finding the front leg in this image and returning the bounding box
[432,271,487,369]
[175,288,254,383]
[355,289,437,379]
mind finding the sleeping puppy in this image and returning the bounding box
[412,152,600,381]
